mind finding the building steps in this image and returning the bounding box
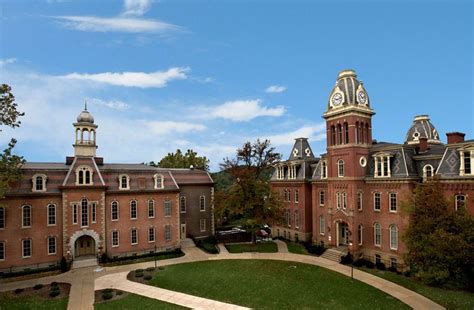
[72,257,98,269]
[320,246,348,263]
[180,238,196,249]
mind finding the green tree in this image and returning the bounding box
[215,139,284,242]
[403,179,474,289]
[0,84,25,199]
[152,149,210,171]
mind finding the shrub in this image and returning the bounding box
[145,267,155,272]
[60,256,69,273]
[14,288,24,294]
[340,253,353,265]
[353,259,367,267]
[49,289,60,298]
[134,270,144,278]
[116,290,123,295]
[304,243,326,255]
[102,290,113,300]
[403,270,411,277]
[144,275,152,280]
[387,266,397,273]
[51,281,59,288]
[33,284,44,290]
[135,269,144,273]
[365,261,375,269]
[375,262,386,270]
[158,266,165,270]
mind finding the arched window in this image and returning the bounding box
[342,192,347,209]
[153,174,164,189]
[76,166,93,185]
[336,192,341,209]
[81,198,88,227]
[200,195,206,211]
[337,124,342,145]
[360,122,365,144]
[389,225,398,250]
[111,201,119,220]
[22,205,31,228]
[119,174,130,190]
[358,224,363,245]
[130,200,137,219]
[423,164,434,180]
[32,174,47,192]
[365,123,370,143]
[337,159,344,177]
[344,122,349,144]
[319,215,325,235]
[321,161,327,179]
[331,125,336,145]
[47,204,56,226]
[148,200,155,218]
[355,121,360,144]
[374,223,381,246]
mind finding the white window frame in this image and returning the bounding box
[111,201,119,221]
[319,191,325,206]
[118,174,130,190]
[131,229,138,245]
[374,223,381,247]
[321,160,327,179]
[294,210,299,229]
[200,219,206,232]
[22,239,32,258]
[0,207,4,229]
[337,159,344,177]
[72,203,78,224]
[459,149,474,176]
[165,224,172,241]
[200,195,206,212]
[455,194,466,210]
[374,192,381,211]
[295,189,299,203]
[47,236,56,255]
[342,192,347,210]
[32,174,47,192]
[423,164,434,180]
[389,225,398,250]
[374,154,391,178]
[357,192,363,211]
[91,202,96,223]
[286,209,291,227]
[148,227,155,243]
[180,196,186,213]
[148,199,155,218]
[358,224,363,245]
[130,200,138,219]
[288,165,297,180]
[153,174,164,189]
[22,205,32,228]
[0,241,5,261]
[47,204,56,226]
[75,165,94,185]
[112,230,119,247]
[319,215,325,235]
[164,200,172,217]
[389,193,397,213]
[81,198,89,227]
[336,192,341,209]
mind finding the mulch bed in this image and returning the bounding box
[95,289,129,303]
[3,282,70,299]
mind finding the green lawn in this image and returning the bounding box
[359,267,474,310]
[0,293,68,310]
[285,241,308,254]
[225,242,278,253]
[148,260,409,309]
[95,293,188,309]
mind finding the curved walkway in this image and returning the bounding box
[0,244,444,310]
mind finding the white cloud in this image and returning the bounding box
[264,124,326,145]
[209,99,285,122]
[0,58,17,67]
[146,121,206,135]
[54,15,182,34]
[88,98,130,111]
[265,85,287,93]
[122,0,152,16]
[60,67,189,88]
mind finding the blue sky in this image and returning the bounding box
[1,0,472,172]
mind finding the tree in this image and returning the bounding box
[0,84,25,199]
[403,179,474,290]
[152,149,210,171]
[215,139,284,242]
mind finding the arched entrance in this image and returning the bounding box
[75,235,95,257]
[337,222,349,246]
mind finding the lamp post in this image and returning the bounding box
[348,209,354,280]
[154,245,157,269]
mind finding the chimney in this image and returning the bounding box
[446,132,465,144]
[418,137,428,152]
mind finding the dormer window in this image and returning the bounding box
[76,166,93,185]
[276,166,284,180]
[288,165,297,179]
[423,165,434,181]
[459,148,473,176]
[119,174,130,190]
[321,160,327,179]
[374,154,391,178]
[337,159,344,177]
[32,174,47,192]
[153,174,164,189]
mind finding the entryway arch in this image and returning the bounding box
[69,229,100,258]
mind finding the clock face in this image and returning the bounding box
[332,93,343,106]
[357,91,367,104]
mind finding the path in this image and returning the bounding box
[274,239,289,253]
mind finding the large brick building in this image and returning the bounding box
[271,69,473,268]
[0,107,214,273]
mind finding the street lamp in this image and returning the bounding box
[154,244,157,269]
[348,209,354,280]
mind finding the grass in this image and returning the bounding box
[359,267,474,310]
[225,242,278,253]
[0,293,68,310]
[285,241,309,255]
[94,293,188,309]
[148,260,409,309]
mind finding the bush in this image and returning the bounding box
[304,242,326,255]
[375,262,386,270]
[60,256,69,272]
[353,259,367,267]
[51,281,59,288]
[102,289,113,300]
[14,288,24,294]
[145,267,155,272]
[365,261,375,269]
[134,270,144,278]
[116,290,123,295]
[158,266,165,270]
[144,275,152,280]
[404,270,411,277]
[49,289,60,297]
[193,236,219,254]
[340,253,353,265]
[387,266,397,273]
[33,284,44,290]
[135,269,144,273]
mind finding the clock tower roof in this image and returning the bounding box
[404,115,442,145]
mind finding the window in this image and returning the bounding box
[148,227,155,242]
[455,195,466,210]
[374,223,381,246]
[0,207,4,229]
[200,196,206,211]
[358,224,363,245]
[374,192,381,211]
[130,200,137,219]
[389,193,397,212]
[164,200,172,217]
[111,201,119,221]
[119,175,130,190]
[200,219,206,232]
[286,209,291,227]
[389,225,398,250]
[91,203,96,223]
[336,192,341,209]
[288,165,297,179]
[375,254,381,264]
[319,215,325,235]
[321,161,327,179]
[337,159,344,177]
[276,166,284,179]
[390,257,398,269]
[459,150,472,175]
[22,239,32,258]
[32,174,47,192]
[355,121,360,144]
[131,229,138,245]
[319,191,325,206]
[357,192,363,211]
[294,210,300,229]
[180,196,186,213]
[153,174,164,189]
[81,199,88,227]
[112,231,119,247]
[423,164,434,180]
[148,200,155,218]
[72,204,78,224]
[342,192,347,209]
[295,189,299,203]
[331,125,336,145]
[76,166,93,185]
[287,190,291,202]
[337,124,342,145]
[48,237,56,255]
[165,225,172,241]
[22,205,31,228]
[0,241,4,260]
[374,155,391,177]
[344,122,349,144]
[47,204,56,226]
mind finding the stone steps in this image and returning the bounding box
[180,238,196,249]
[72,257,98,269]
[320,247,348,263]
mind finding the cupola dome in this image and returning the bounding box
[76,103,94,124]
[404,115,441,145]
[327,69,370,110]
